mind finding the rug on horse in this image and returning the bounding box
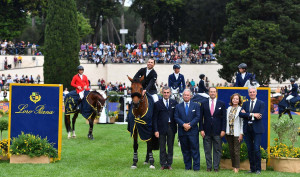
[64,90,97,119]
[278,95,300,114]
[127,93,154,141]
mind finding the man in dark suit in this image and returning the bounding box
[153,86,178,170]
[200,87,226,172]
[174,89,201,171]
[134,58,158,102]
[239,86,264,174]
[168,64,186,93]
[235,63,253,87]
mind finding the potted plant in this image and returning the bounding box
[269,116,300,173]
[0,139,8,160]
[221,142,267,170]
[10,132,58,164]
[108,111,118,123]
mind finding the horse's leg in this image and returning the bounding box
[64,114,72,139]
[288,111,293,119]
[147,139,155,169]
[87,114,95,140]
[71,112,79,138]
[131,128,138,169]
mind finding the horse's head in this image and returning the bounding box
[90,91,106,117]
[128,75,144,109]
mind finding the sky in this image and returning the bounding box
[124,0,132,7]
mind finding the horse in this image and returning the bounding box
[270,94,284,113]
[64,90,106,140]
[127,75,155,169]
[171,88,183,103]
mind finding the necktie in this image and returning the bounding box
[210,99,214,116]
[166,100,169,109]
[250,101,254,113]
[185,103,189,115]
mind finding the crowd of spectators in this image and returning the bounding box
[79,40,217,65]
[0,39,41,55]
[0,73,41,90]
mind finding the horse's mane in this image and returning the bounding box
[132,77,142,83]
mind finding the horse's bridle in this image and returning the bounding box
[132,92,145,109]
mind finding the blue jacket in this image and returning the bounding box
[200,100,226,136]
[235,72,253,87]
[168,73,185,93]
[289,83,298,97]
[174,101,200,136]
[198,80,208,93]
[153,98,178,135]
[239,99,265,134]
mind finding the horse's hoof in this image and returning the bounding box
[131,165,137,169]
[149,165,155,169]
[143,162,148,165]
[87,134,94,140]
[72,136,76,138]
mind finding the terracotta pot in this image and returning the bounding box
[109,116,115,123]
[220,159,266,170]
[10,155,50,164]
[0,154,8,160]
[271,157,300,173]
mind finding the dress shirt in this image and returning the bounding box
[79,74,83,80]
[209,98,217,113]
[241,73,246,79]
[146,68,152,76]
[174,73,179,80]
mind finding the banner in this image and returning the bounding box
[8,84,63,160]
[217,87,270,149]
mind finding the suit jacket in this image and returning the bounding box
[198,80,208,93]
[134,67,157,94]
[153,98,178,135]
[71,74,90,93]
[235,72,253,87]
[289,83,298,97]
[168,73,185,93]
[239,99,265,134]
[200,99,226,136]
[174,101,200,136]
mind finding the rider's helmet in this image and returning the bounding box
[173,64,181,69]
[77,65,84,70]
[238,63,247,69]
[290,78,295,82]
[199,74,205,79]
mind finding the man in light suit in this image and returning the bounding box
[174,89,200,171]
[153,86,178,170]
[200,87,226,172]
[239,86,265,174]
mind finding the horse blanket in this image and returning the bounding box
[278,95,300,114]
[64,90,97,119]
[191,94,208,106]
[127,93,154,141]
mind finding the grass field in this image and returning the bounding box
[0,114,299,177]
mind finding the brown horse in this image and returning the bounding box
[64,91,106,140]
[271,94,293,119]
[127,75,155,169]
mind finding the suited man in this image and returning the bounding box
[235,63,253,87]
[200,87,226,172]
[134,58,158,102]
[239,87,264,174]
[174,89,200,171]
[168,64,186,93]
[153,86,178,170]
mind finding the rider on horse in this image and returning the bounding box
[286,78,298,109]
[168,64,185,94]
[197,74,209,98]
[134,58,159,102]
[235,63,253,87]
[71,65,90,110]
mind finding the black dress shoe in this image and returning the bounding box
[206,168,212,172]
[256,171,261,174]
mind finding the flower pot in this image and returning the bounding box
[10,155,50,164]
[85,119,99,124]
[220,159,266,170]
[109,116,115,123]
[271,157,300,173]
[0,154,8,161]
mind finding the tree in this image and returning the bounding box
[44,0,79,90]
[0,119,8,140]
[0,0,27,40]
[77,12,94,39]
[217,0,300,84]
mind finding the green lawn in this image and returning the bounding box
[0,114,299,177]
